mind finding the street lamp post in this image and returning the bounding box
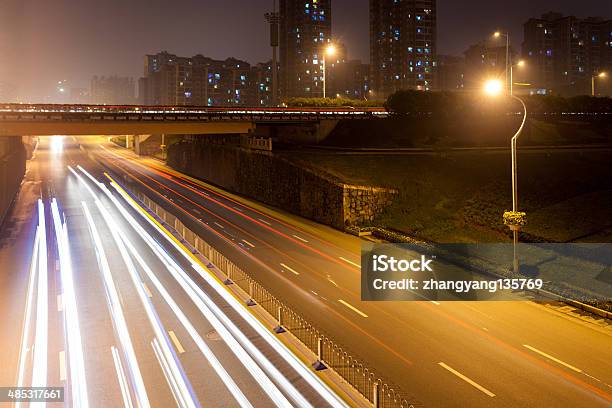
[592,72,607,97]
[484,79,528,273]
[509,94,527,273]
[510,60,525,96]
[494,31,510,93]
[322,44,336,99]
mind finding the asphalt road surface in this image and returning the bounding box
[1,135,611,408]
[0,136,348,408]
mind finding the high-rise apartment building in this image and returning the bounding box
[279,0,332,99]
[140,51,264,106]
[369,0,437,97]
[523,12,612,96]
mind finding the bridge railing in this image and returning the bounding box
[136,191,419,408]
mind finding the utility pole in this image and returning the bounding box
[265,1,280,106]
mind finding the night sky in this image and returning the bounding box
[1,0,610,101]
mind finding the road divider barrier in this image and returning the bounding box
[136,192,418,408]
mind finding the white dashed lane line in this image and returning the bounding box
[257,218,271,226]
[522,345,582,373]
[438,362,496,397]
[339,257,360,268]
[242,239,256,248]
[338,299,368,318]
[280,263,300,275]
[292,234,309,243]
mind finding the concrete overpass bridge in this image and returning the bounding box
[0,103,387,137]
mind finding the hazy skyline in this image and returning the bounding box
[0,0,610,101]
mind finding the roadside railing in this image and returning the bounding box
[136,191,418,408]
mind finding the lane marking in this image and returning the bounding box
[438,362,495,397]
[233,206,244,212]
[339,257,360,268]
[242,239,255,248]
[280,263,300,276]
[327,276,338,287]
[523,345,582,373]
[57,294,64,312]
[142,282,153,298]
[257,218,271,226]
[59,351,66,381]
[338,300,368,318]
[168,331,186,354]
[292,235,309,243]
[213,222,225,229]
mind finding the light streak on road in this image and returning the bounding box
[94,198,199,408]
[31,199,48,405]
[114,205,256,408]
[16,224,40,405]
[73,165,253,408]
[151,338,189,408]
[81,201,151,408]
[51,198,89,407]
[106,176,348,408]
[111,346,134,408]
[87,171,291,408]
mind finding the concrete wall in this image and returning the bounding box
[168,140,396,229]
[0,137,26,225]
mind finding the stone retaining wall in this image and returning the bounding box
[168,140,396,229]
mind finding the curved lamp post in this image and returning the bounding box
[484,79,527,273]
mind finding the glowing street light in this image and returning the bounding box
[484,79,528,273]
[510,60,526,96]
[322,44,337,99]
[484,79,504,96]
[592,72,607,96]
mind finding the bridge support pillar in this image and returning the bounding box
[125,135,135,149]
[134,134,152,156]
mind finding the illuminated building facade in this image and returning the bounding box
[369,0,437,97]
[279,0,332,98]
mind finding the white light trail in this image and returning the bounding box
[120,184,348,408]
[81,201,151,408]
[118,218,254,408]
[16,224,40,408]
[94,199,199,408]
[111,346,134,408]
[79,169,293,407]
[31,199,48,407]
[50,198,89,407]
[105,178,345,407]
[151,338,186,408]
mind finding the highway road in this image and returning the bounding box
[0,137,351,408]
[0,135,610,408]
[83,136,612,408]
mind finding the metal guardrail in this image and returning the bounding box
[136,192,418,408]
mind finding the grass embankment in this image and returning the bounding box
[279,150,612,243]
